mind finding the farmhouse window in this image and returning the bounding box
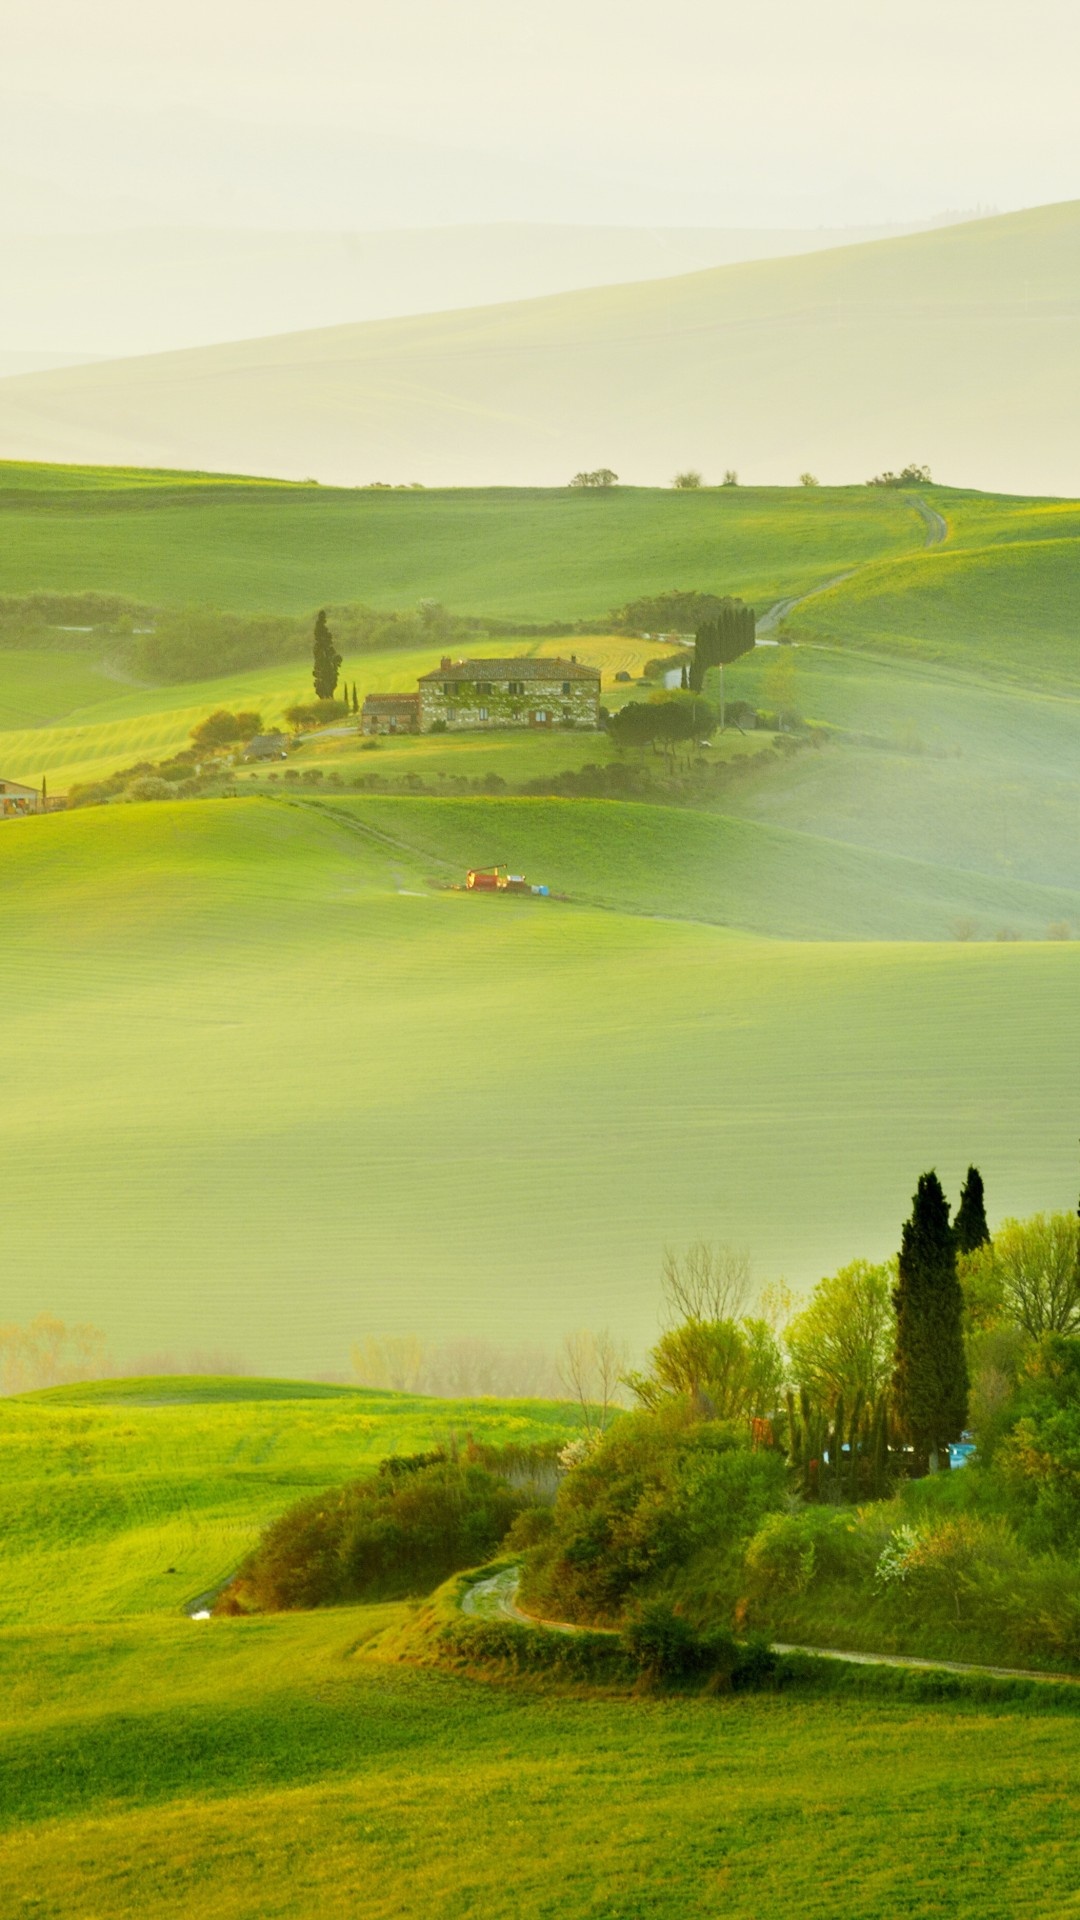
[442,682,452,696]
[478,682,493,694]
[508,680,525,695]
[479,707,489,720]
[561,681,571,695]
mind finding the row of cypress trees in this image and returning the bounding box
[689,600,756,692]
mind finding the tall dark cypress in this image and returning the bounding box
[312,609,342,701]
[893,1172,969,1471]
[954,1165,990,1253]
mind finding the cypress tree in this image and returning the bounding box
[312,610,342,701]
[351,683,359,714]
[893,1172,969,1471]
[954,1165,990,1252]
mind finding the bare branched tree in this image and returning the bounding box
[350,1334,430,1394]
[0,1314,107,1395]
[350,1335,562,1400]
[558,1328,629,1439]
[660,1243,752,1328]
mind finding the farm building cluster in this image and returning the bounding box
[0,778,62,819]
[361,656,601,736]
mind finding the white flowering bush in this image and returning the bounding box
[874,1524,922,1588]
[558,1435,601,1473]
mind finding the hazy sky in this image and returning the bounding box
[4,0,1079,228]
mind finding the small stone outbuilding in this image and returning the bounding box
[242,733,289,761]
[360,692,421,736]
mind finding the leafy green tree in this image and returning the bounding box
[785,1259,896,1407]
[312,609,342,700]
[893,1173,969,1470]
[569,468,618,488]
[954,1166,990,1253]
[608,691,716,754]
[612,589,733,635]
[190,708,263,749]
[982,1212,1080,1337]
[627,1316,783,1422]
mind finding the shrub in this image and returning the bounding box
[622,1600,701,1679]
[190,709,262,749]
[283,699,351,731]
[524,1408,786,1623]
[744,1507,868,1604]
[505,1506,556,1551]
[220,1453,527,1612]
[124,776,174,802]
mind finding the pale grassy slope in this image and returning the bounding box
[0,203,1076,490]
[2,799,1077,1375]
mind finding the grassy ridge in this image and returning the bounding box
[0,1377,576,1627]
[0,471,924,614]
[2,799,1078,1373]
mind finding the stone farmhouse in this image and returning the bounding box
[361,655,601,736]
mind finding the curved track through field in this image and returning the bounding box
[461,1565,1080,1685]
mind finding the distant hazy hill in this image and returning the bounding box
[0,218,976,359]
[0,202,1075,493]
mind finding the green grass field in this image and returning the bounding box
[4,1377,1080,1919]
[3,798,1078,1377]
[6,1610,1080,1918]
[0,1377,577,1629]
[0,467,925,615]
[4,412,1080,1912]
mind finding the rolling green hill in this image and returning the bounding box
[0,467,923,614]
[0,1375,576,1628]
[0,202,1076,491]
[2,797,1077,1377]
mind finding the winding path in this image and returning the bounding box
[757,492,947,637]
[461,1565,1079,1686]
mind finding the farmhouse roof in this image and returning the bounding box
[0,778,40,797]
[418,656,599,684]
[362,691,421,711]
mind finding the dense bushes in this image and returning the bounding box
[739,1354,1080,1673]
[522,1408,786,1623]
[220,1452,527,1612]
[190,709,263,748]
